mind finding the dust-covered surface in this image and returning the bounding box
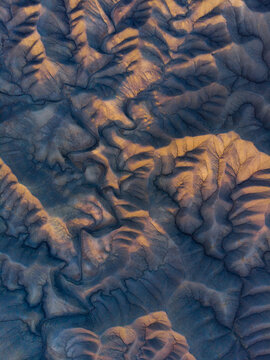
[0,0,269,359]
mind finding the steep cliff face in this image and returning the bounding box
[0,0,269,359]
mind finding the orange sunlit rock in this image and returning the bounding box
[0,0,269,359]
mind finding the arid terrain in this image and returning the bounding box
[0,0,270,359]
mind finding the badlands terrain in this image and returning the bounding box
[0,0,270,359]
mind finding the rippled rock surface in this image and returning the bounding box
[0,0,269,359]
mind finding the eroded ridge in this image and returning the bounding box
[0,0,270,360]
[46,312,196,360]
